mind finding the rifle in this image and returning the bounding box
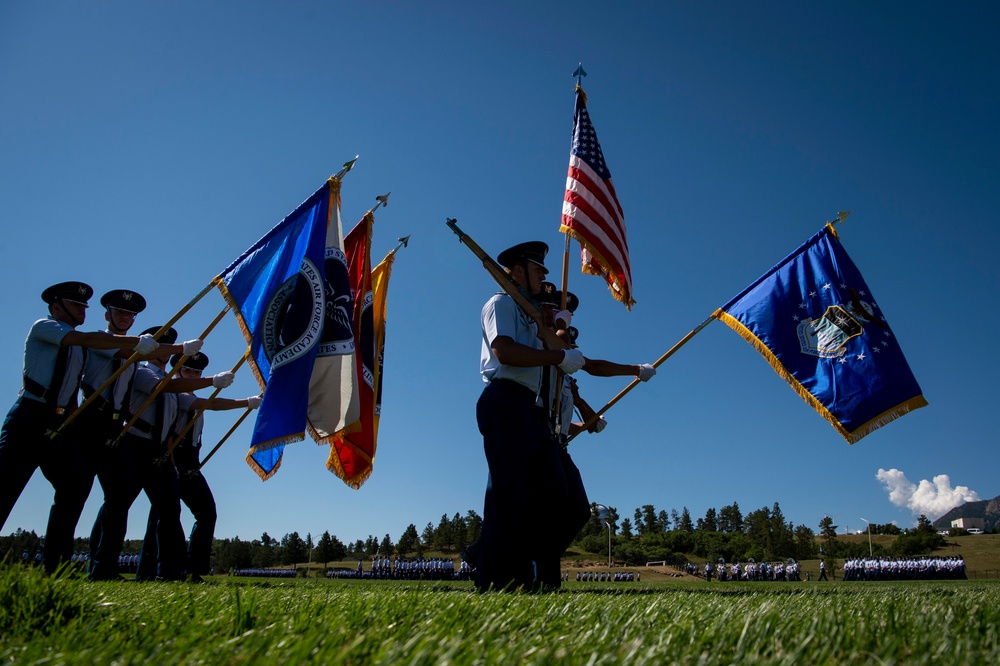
[446,218,569,351]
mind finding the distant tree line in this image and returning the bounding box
[0,505,956,572]
[572,501,820,566]
[817,514,947,559]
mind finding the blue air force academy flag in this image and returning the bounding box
[215,179,331,479]
[714,224,927,444]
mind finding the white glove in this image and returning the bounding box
[182,339,204,356]
[591,417,607,434]
[133,334,159,355]
[554,309,573,329]
[212,372,234,389]
[558,348,585,374]
[637,363,656,382]
[247,395,262,410]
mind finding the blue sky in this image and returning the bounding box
[1,1,997,544]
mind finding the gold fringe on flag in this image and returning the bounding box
[713,308,927,444]
[559,226,635,310]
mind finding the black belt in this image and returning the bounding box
[22,374,55,403]
[129,419,154,436]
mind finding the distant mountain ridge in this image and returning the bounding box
[932,494,1000,532]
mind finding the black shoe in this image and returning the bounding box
[189,574,206,584]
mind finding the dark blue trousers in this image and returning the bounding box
[139,467,216,578]
[475,379,568,591]
[71,406,137,580]
[91,433,185,581]
[0,399,88,574]
[534,448,590,587]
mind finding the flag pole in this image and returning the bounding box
[51,280,218,438]
[164,350,250,458]
[551,232,572,435]
[113,303,232,446]
[198,408,254,470]
[566,313,717,444]
[555,65,585,435]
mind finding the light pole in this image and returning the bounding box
[860,518,873,557]
[595,504,612,568]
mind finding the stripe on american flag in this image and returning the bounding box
[559,87,633,309]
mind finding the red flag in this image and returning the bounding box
[559,86,634,309]
[327,211,375,488]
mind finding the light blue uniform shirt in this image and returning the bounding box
[480,292,543,393]
[20,317,85,408]
[81,330,136,411]
[127,362,178,442]
[175,393,204,443]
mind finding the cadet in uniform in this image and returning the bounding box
[534,285,654,588]
[475,241,586,592]
[137,352,260,582]
[76,290,202,578]
[90,326,233,581]
[0,282,163,574]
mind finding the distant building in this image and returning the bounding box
[951,517,985,531]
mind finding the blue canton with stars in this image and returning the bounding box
[717,225,926,443]
[572,104,611,181]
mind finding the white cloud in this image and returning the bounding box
[876,468,980,520]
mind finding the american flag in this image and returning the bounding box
[560,86,634,309]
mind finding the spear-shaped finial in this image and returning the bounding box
[573,63,587,87]
[833,210,853,226]
[365,192,391,217]
[334,155,359,180]
[388,235,410,257]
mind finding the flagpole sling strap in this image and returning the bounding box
[115,303,232,446]
[165,350,249,457]
[50,281,219,439]
[198,407,253,470]
[566,314,717,445]
[446,219,569,352]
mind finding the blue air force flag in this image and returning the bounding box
[215,180,331,478]
[714,224,927,444]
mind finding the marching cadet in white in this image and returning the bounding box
[78,289,200,579]
[136,352,260,583]
[91,326,233,581]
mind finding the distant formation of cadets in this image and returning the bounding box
[685,560,803,581]
[325,556,466,581]
[575,571,640,582]
[231,567,296,578]
[842,555,966,581]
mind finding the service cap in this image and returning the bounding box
[139,325,178,345]
[497,241,549,274]
[41,281,93,306]
[100,289,147,314]
[170,352,209,371]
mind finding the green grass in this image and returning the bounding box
[3,566,999,665]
